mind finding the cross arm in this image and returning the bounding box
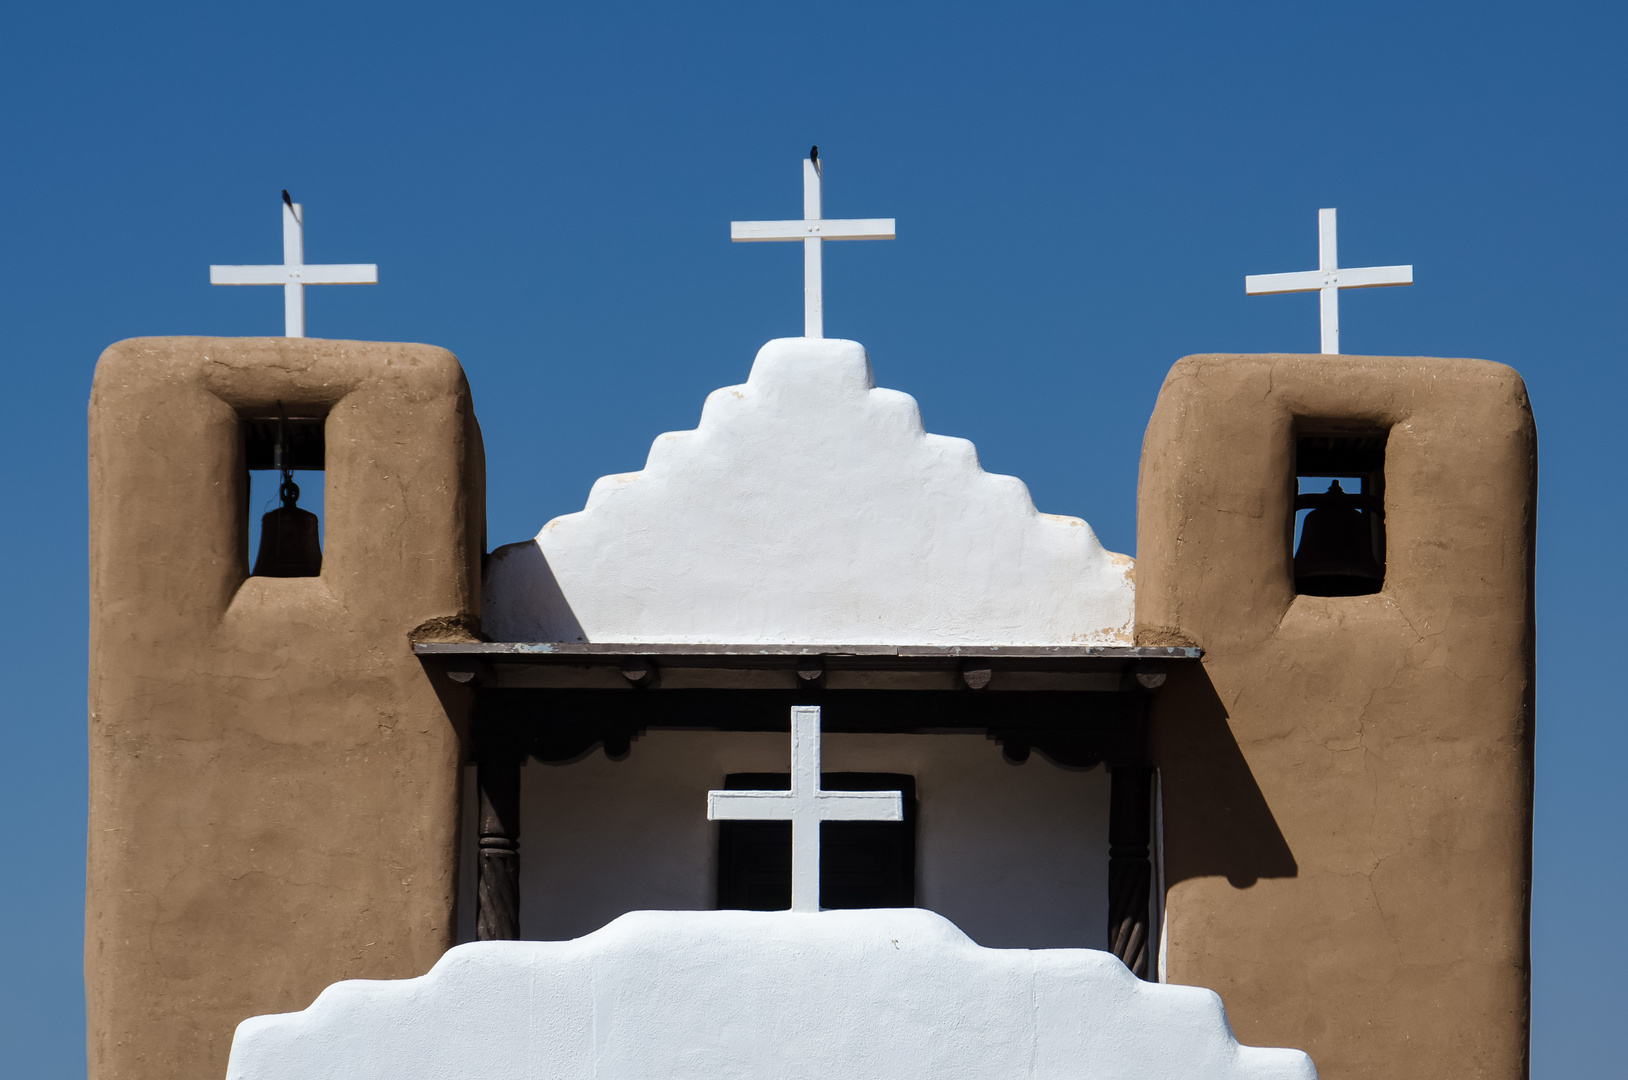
[731,218,896,242]
[815,790,904,821]
[1244,269,1327,296]
[707,789,797,820]
[1246,264,1412,295]
[1333,264,1413,289]
[210,263,379,285]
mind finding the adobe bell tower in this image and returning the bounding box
[1137,352,1536,1080]
[86,336,485,1080]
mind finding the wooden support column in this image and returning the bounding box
[1107,764,1153,979]
[475,747,522,941]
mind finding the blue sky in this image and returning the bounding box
[2,1,1622,1075]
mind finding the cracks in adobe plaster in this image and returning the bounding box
[1176,939,1272,973]
[379,465,415,550]
[1312,850,1409,952]
[1388,590,1448,646]
[1190,501,1262,520]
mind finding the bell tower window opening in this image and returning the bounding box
[1293,427,1388,597]
[242,411,326,578]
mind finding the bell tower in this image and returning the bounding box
[1136,352,1536,1080]
[86,336,485,1080]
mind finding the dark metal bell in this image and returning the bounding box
[1293,480,1382,596]
[252,474,322,577]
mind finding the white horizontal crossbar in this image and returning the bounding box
[707,790,795,820]
[815,791,905,820]
[1245,264,1412,295]
[731,218,896,242]
[707,789,904,821]
[210,263,379,285]
[1244,270,1322,295]
[1331,265,1413,289]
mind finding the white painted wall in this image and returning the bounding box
[496,730,1109,949]
[227,908,1317,1080]
[483,337,1135,645]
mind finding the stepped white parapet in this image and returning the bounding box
[483,337,1135,644]
[225,909,1314,1080]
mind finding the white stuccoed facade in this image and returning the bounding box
[483,337,1135,645]
[225,909,1316,1080]
[219,337,1321,1078]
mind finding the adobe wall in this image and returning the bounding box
[87,337,485,1080]
[1137,354,1535,1079]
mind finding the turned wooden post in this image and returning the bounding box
[1107,764,1153,979]
[475,745,522,941]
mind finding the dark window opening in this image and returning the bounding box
[242,414,326,578]
[716,773,916,911]
[1294,428,1387,597]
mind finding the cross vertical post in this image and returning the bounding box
[1245,207,1412,355]
[803,156,823,338]
[731,150,895,342]
[788,707,822,909]
[282,198,305,338]
[211,194,379,338]
[1318,208,1339,355]
[707,705,903,912]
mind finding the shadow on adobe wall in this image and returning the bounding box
[1153,664,1297,889]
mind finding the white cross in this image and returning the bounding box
[707,705,903,912]
[730,150,895,339]
[210,194,378,338]
[1245,208,1412,355]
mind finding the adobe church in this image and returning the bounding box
[85,161,1535,1080]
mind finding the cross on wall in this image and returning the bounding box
[210,192,378,338]
[707,706,903,912]
[731,148,895,339]
[1245,208,1412,355]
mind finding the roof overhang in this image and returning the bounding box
[413,642,1201,693]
